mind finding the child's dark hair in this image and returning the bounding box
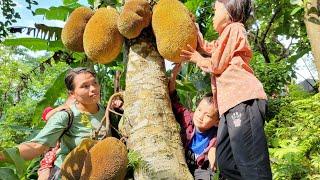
[65,67,96,92]
[196,92,214,106]
[217,0,253,24]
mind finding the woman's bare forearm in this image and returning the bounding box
[0,142,48,162]
[18,142,49,160]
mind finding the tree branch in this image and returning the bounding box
[12,50,75,103]
[275,37,292,62]
[114,71,121,93]
[258,5,282,63]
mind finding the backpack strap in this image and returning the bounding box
[58,108,74,140]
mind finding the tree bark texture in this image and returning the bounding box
[304,0,320,91]
[122,41,193,179]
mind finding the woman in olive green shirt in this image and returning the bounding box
[0,67,110,175]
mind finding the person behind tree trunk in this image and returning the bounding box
[168,63,219,180]
[180,0,272,179]
[0,67,110,179]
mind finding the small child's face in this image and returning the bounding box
[193,99,219,132]
[212,1,231,33]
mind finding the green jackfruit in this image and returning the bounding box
[83,7,124,64]
[117,0,151,39]
[61,138,97,180]
[152,0,197,63]
[61,7,94,52]
[81,137,128,180]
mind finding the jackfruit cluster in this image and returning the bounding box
[61,7,94,52]
[117,0,151,39]
[61,139,97,180]
[83,7,124,64]
[80,137,128,180]
[152,0,198,63]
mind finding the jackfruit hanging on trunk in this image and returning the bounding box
[88,0,193,178]
[121,38,193,179]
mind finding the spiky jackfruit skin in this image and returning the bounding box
[61,139,97,180]
[117,0,151,39]
[83,7,124,64]
[61,7,94,52]
[80,137,128,180]
[152,0,197,63]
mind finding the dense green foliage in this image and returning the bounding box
[251,52,294,96]
[0,45,69,147]
[266,85,320,179]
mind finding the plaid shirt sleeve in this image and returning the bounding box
[38,143,60,171]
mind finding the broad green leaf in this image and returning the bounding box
[1,147,26,176]
[0,168,19,180]
[3,38,47,51]
[49,40,64,51]
[290,7,303,15]
[184,0,204,13]
[176,80,197,93]
[32,70,68,124]
[34,8,47,15]
[63,0,79,5]
[3,38,64,51]
[35,6,73,21]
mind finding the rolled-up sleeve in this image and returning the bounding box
[29,111,69,148]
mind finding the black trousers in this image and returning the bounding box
[194,168,215,180]
[216,99,272,180]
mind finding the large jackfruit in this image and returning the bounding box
[61,138,97,180]
[117,0,151,39]
[152,0,197,63]
[80,137,128,180]
[83,7,124,64]
[61,7,94,52]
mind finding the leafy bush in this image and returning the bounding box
[251,53,294,96]
[0,99,41,148]
[265,85,320,179]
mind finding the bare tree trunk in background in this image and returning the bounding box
[122,40,193,179]
[304,0,320,91]
[114,71,121,93]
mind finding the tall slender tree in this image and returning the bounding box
[304,0,320,91]
[117,0,193,177]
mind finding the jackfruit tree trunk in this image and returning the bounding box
[122,40,193,179]
[304,0,320,91]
